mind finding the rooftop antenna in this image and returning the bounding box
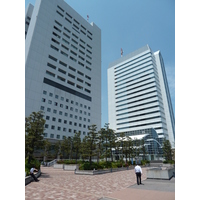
[87,15,89,22]
[121,48,123,57]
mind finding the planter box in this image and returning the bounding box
[63,164,79,171]
[53,164,63,169]
[147,167,175,180]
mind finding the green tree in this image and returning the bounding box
[163,139,173,161]
[61,136,73,159]
[42,139,51,162]
[84,124,98,165]
[25,111,45,164]
[107,128,116,162]
[73,132,81,163]
[96,128,105,163]
[54,140,62,159]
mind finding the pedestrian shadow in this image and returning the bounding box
[41,172,50,178]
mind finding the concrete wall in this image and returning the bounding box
[147,167,175,180]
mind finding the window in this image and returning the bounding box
[64,113,68,117]
[57,135,60,139]
[65,105,68,109]
[57,127,61,131]
[60,104,63,108]
[61,44,69,51]
[85,75,91,80]
[63,128,66,132]
[49,92,53,97]
[52,32,61,39]
[47,63,56,70]
[67,80,75,86]
[45,124,49,128]
[69,66,76,72]
[46,70,55,77]
[56,10,64,17]
[44,133,48,137]
[51,126,55,130]
[58,119,62,123]
[54,102,58,106]
[55,95,59,99]
[50,134,54,138]
[76,85,83,90]
[40,106,44,110]
[64,120,67,124]
[46,116,50,120]
[43,90,47,95]
[47,108,51,112]
[68,73,75,79]
[53,109,57,114]
[54,26,61,32]
[59,61,67,67]
[48,100,52,104]
[57,76,65,82]
[61,97,64,101]
[50,45,59,51]
[52,117,56,121]
[52,38,60,45]
[59,111,62,115]
[61,51,68,57]
[49,55,57,62]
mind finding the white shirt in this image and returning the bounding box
[134,165,142,174]
[30,168,35,174]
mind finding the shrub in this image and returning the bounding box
[25,157,40,176]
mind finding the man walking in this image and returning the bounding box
[134,164,142,185]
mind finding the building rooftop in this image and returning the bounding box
[108,44,152,69]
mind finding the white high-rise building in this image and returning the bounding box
[108,45,175,148]
[25,0,101,141]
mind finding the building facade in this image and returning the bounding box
[25,0,101,141]
[108,45,175,149]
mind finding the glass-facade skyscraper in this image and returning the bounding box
[108,45,175,148]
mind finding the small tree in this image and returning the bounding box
[25,111,45,164]
[163,139,173,161]
[84,124,98,165]
[73,132,81,163]
[42,139,51,162]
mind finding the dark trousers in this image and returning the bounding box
[30,173,38,181]
[136,172,141,185]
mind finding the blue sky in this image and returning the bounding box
[25,0,175,127]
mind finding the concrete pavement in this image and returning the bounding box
[25,166,175,200]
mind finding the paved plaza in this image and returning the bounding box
[25,166,175,200]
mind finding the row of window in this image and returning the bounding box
[52,27,93,65]
[52,17,93,68]
[45,115,90,124]
[45,121,89,129]
[45,69,91,93]
[47,62,91,88]
[43,90,91,108]
[56,5,93,40]
[41,98,91,116]
[48,54,91,80]
[44,130,87,139]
